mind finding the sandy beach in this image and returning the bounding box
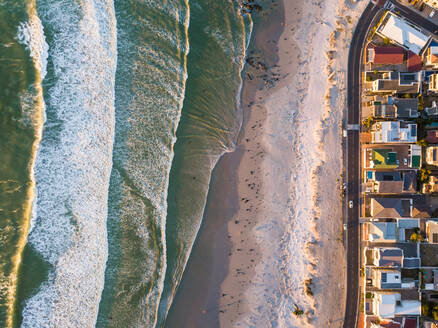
[166,0,369,327]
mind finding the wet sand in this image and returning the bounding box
[164,148,242,327]
[166,0,369,327]
[165,1,285,327]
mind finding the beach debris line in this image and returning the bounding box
[245,53,282,89]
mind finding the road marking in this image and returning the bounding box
[347,124,360,130]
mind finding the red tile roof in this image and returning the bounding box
[375,0,387,7]
[408,51,422,72]
[429,53,438,64]
[403,318,417,328]
[427,129,438,143]
[370,46,404,64]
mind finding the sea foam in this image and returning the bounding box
[95,1,189,327]
[20,1,117,327]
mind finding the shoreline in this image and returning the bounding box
[164,1,285,326]
[166,0,369,327]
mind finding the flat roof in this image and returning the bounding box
[378,13,430,55]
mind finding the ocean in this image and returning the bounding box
[0,0,251,327]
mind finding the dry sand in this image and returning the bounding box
[218,0,369,327]
[165,0,370,327]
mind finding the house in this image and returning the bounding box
[429,73,438,92]
[372,97,419,119]
[369,268,416,289]
[377,12,430,55]
[426,146,438,165]
[366,247,404,267]
[425,42,438,68]
[427,130,438,143]
[370,292,421,319]
[370,198,412,218]
[421,0,438,10]
[368,221,397,242]
[392,98,419,118]
[426,220,438,243]
[372,72,420,94]
[397,219,421,242]
[407,51,422,72]
[370,197,431,218]
[424,322,438,328]
[363,145,422,170]
[424,269,438,291]
[371,121,417,143]
[425,101,438,118]
[368,46,404,65]
[365,247,420,268]
[364,171,417,194]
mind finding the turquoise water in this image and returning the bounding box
[0,0,251,326]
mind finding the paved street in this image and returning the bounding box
[343,3,380,328]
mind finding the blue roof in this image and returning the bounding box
[403,258,420,268]
[425,71,436,81]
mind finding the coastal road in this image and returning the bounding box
[343,2,380,328]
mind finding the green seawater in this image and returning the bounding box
[1,0,251,326]
[158,1,251,326]
[0,1,45,327]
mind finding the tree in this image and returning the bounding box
[422,303,430,316]
[432,305,438,321]
[410,232,423,243]
[420,168,431,183]
[417,94,424,111]
[416,139,428,147]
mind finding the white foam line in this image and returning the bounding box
[17,8,49,236]
[20,1,117,327]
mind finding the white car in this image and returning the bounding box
[349,200,353,208]
[343,223,347,231]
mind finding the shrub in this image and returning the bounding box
[362,117,373,129]
[293,304,304,317]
